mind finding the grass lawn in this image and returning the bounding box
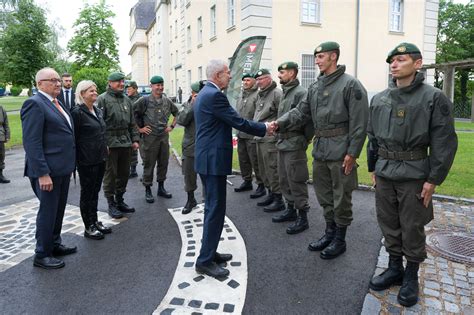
[4,113,22,149]
[0,96,28,111]
[169,126,473,198]
[455,120,474,130]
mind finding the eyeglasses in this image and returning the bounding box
[40,78,61,83]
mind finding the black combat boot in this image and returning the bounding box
[182,191,197,214]
[129,165,138,178]
[115,193,135,213]
[272,203,297,222]
[286,208,309,234]
[257,189,273,206]
[369,255,404,291]
[234,180,253,192]
[320,225,347,259]
[263,193,286,212]
[397,261,420,307]
[157,181,172,198]
[308,221,336,251]
[0,170,10,183]
[145,186,154,203]
[250,183,266,199]
[84,224,104,240]
[107,197,123,219]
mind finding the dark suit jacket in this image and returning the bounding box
[21,93,76,178]
[57,88,76,110]
[194,82,266,176]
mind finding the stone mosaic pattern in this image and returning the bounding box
[0,198,125,272]
[362,201,474,314]
[154,204,247,314]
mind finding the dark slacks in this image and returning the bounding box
[196,174,227,266]
[30,174,71,258]
[78,162,106,227]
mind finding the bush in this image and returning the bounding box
[10,86,22,96]
[72,67,110,94]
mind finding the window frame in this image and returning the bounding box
[300,0,321,25]
[389,0,404,33]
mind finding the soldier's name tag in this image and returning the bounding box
[396,108,405,118]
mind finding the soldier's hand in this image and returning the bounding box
[132,142,139,151]
[139,126,152,135]
[342,154,356,175]
[39,175,53,192]
[165,126,173,133]
[420,182,436,208]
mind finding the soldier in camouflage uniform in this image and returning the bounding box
[272,62,312,235]
[98,72,140,219]
[126,81,142,178]
[253,69,285,212]
[276,42,368,259]
[0,104,10,183]
[367,43,457,307]
[234,73,265,198]
[134,75,179,203]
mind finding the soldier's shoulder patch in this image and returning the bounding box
[440,103,451,116]
[354,89,362,100]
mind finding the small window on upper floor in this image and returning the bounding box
[301,0,321,24]
[210,5,217,38]
[228,0,235,28]
[389,0,403,32]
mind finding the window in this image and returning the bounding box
[175,19,178,38]
[227,0,235,28]
[197,17,203,45]
[389,0,403,32]
[210,5,216,38]
[198,66,203,80]
[301,0,321,24]
[301,54,317,89]
[187,26,192,50]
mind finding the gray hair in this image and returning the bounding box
[206,59,228,80]
[75,80,97,105]
[35,67,58,84]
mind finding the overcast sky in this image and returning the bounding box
[36,0,132,74]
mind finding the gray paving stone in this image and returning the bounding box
[460,296,470,306]
[455,280,470,289]
[387,304,401,314]
[423,288,440,297]
[424,280,440,290]
[440,276,454,285]
[360,294,381,315]
[454,274,467,281]
[458,288,470,296]
[441,292,457,303]
[454,268,467,275]
[424,267,436,274]
[444,301,460,313]
[425,297,442,310]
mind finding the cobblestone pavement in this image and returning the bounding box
[0,198,125,272]
[361,201,473,315]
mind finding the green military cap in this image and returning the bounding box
[108,72,125,81]
[314,41,340,55]
[386,42,422,63]
[190,81,200,93]
[254,68,270,79]
[278,61,298,71]
[150,75,164,84]
[242,72,253,80]
[125,81,138,89]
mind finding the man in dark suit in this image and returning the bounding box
[194,60,271,278]
[57,73,75,111]
[21,67,77,269]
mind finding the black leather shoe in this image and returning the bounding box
[369,255,404,291]
[257,192,273,207]
[234,180,252,192]
[52,244,77,256]
[145,186,155,203]
[95,221,112,234]
[250,184,266,199]
[129,166,138,178]
[320,226,347,259]
[182,192,197,214]
[157,181,172,198]
[263,194,285,212]
[84,224,104,240]
[214,252,232,263]
[397,262,420,307]
[33,256,65,269]
[308,222,336,251]
[195,262,230,278]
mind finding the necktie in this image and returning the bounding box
[65,90,70,109]
[53,98,65,114]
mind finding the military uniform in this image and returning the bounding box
[128,90,142,177]
[277,42,368,259]
[367,43,457,307]
[253,69,284,211]
[235,74,262,193]
[0,105,10,183]
[98,72,140,218]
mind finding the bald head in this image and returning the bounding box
[35,67,61,98]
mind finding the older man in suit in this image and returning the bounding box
[57,73,75,111]
[21,67,76,269]
[194,60,272,278]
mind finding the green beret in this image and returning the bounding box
[125,81,138,89]
[386,42,422,63]
[242,72,253,80]
[278,61,298,71]
[150,75,164,84]
[190,81,200,93]
[314,41,340,55]
[254,69,270,79]
[108,72,125,81]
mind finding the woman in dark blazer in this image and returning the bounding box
[71,80,111,240]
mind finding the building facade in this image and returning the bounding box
[130,0,439,99]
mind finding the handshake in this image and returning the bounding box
[264,121,279,135]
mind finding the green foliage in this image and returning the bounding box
[10,86,22,96]
[73,67,109,94]
[67,2,120,72]
[0,0,53,88]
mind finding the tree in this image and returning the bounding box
[67,1,120,72]
[0,0,53,88]
[73,67,109,94]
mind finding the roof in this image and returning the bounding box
[130,0,156,30]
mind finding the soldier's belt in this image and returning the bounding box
[314,126,349,138]
[107,129,128,136]
[279,131,303,140]
[378,148,427,161]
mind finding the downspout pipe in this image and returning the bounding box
[355,0,360,78]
